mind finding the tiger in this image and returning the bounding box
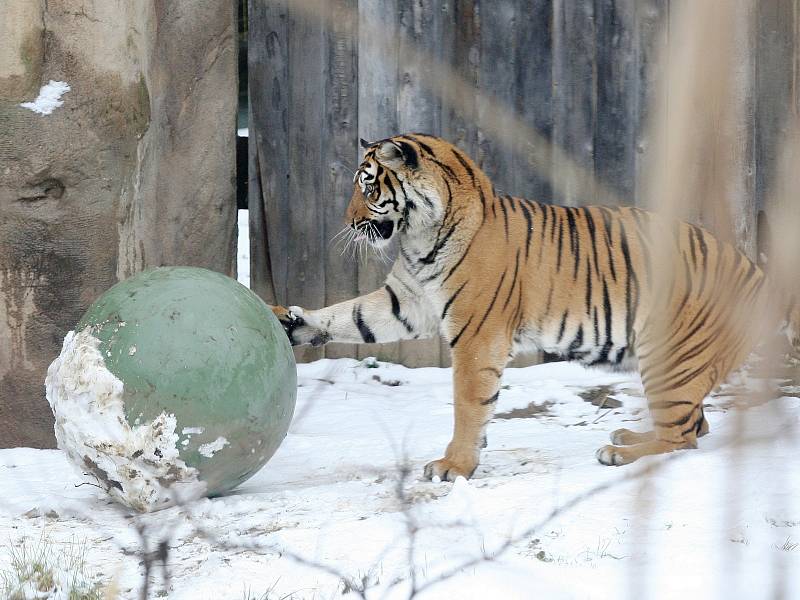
[271,133,799,482]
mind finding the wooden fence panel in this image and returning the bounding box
[396,0,443,368]
[512,0,554,205]
[356,0,402,364]
[475,0,517,195]
[551,0,597,206]
[755,0,797,213]
[796,0,800,117]
[595,0,637,204]
[438,0,479,368]
[322,0,360,360]
[248,0,289,307]
[728,1,757,259]
[249,0,798,367]
[440,0,479,156]
[632,0,669,209]
[286,0,326,363]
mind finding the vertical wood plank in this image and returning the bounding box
[728,0,758,258]
[396,0,443,368]
[248,0,289,305]
[796,0,800,116]
[247,101,272,300]
[288,0,326,362]
[633,0,669,209]
[658,0,704,227]
[440,0,479,155]
[479,0,548,369]
[513,0,554,204]
[551,0,597,206]
[658,0,756,254]
[687,1,756,256]
[357,0,402,364]
[322,0,359,360]
[397,0,443,133]
[755,0,796,215]
[594,0,637,204]
[475,0,517,194]
[439,0,480,367]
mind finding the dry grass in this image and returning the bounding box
[0,533,106,600]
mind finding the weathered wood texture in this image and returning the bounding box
[322,0,360,361]
[249,0,800,367]
[356,0,401,364]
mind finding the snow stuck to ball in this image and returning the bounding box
[45,328,206,512]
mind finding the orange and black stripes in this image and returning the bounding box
[276,133,790,473]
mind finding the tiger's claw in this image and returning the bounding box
[423,457,477,482]
[271,305,330,346]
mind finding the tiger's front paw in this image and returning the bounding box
[271,305,330,347]
[423,456,478,482]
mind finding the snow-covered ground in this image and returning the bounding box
[1,211,799,599]
[237,209,250,289]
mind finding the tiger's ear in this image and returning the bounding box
[360,138,372,150]
[375,140,419,171]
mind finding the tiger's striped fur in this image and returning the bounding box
[272,133,795,480]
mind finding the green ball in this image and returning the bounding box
[62,267,296,508]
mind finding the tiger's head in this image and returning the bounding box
[346,135,444,249]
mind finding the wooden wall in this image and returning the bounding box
[248,0,800,367]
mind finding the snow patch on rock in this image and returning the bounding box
[45,328,206,512]
[20,80,71,115]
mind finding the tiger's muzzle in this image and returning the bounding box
[353,218,396,245]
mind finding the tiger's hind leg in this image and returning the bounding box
[696,408,710,437]
[609,409,707,445]
[609,428,656,445]
[596,404,702,465]
[597,368,716,466]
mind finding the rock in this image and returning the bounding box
[0,1,237,448]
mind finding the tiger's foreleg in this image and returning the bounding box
[423,336,510,481]
[272,273,438,346]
